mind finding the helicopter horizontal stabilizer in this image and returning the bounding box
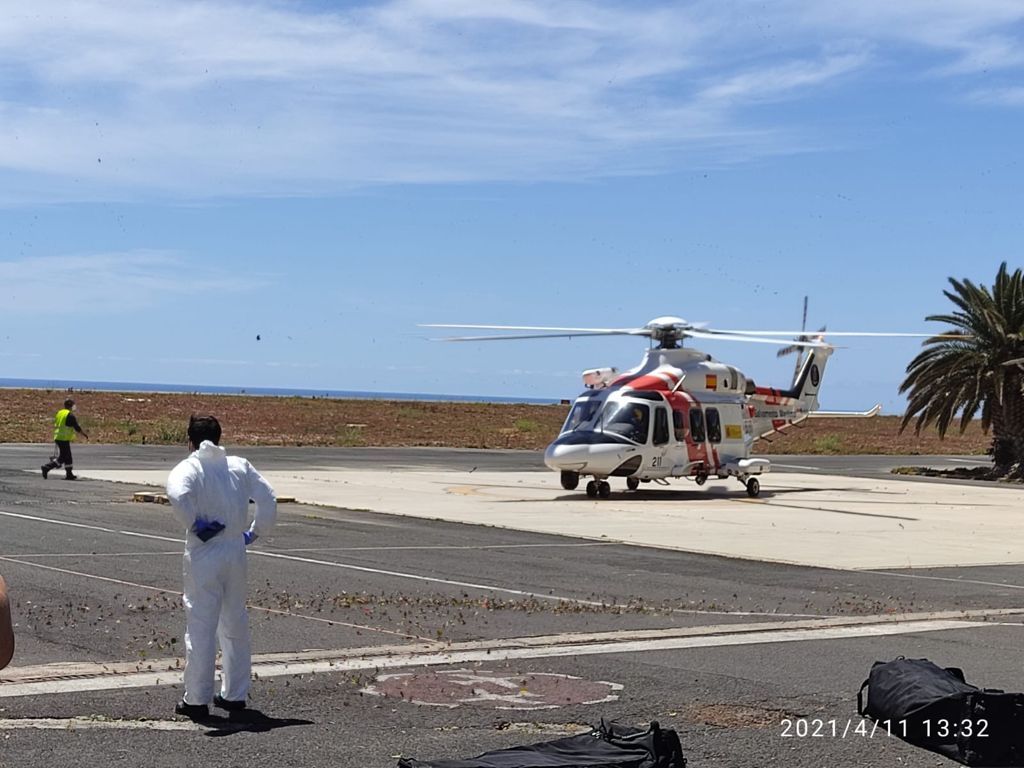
[756,403,880,441]
[808,404,882,418]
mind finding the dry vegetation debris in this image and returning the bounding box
[0,388,990,455]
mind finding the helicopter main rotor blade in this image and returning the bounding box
[427,330,643,342]
[420,323,640,334]
[685,330,827,347]
[708,329,968,338]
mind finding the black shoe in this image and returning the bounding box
[41,465,49,479]
[214,694,246,712]
[174,700,209,720]
[64,473,78,481]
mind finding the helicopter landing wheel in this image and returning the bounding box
[746,477,760,498]
[598,481,611,499]
[626,476,640,491]
[560,471,580,491]
[694,473,707,486]
[585,480,598,498]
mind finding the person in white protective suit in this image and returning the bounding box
[166,414,277,720]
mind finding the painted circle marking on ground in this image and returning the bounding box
[360,669,622,710]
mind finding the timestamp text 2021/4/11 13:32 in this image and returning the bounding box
[779,718,990,739]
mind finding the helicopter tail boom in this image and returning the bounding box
[749,344,833,435]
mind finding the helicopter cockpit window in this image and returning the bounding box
[672,410,686,441]
[706,407,722,443]
[562,398,602,433]
[599,401,650,444]
[689,409,705,443]
[653,407,669,446]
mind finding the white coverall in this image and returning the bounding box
[166,440,277,706]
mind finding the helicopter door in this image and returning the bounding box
[671,408,687,474]
[705,407,723,472]
[688,406,710,474]
[649,405,670,474]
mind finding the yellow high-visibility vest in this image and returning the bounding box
[54,409,75,442]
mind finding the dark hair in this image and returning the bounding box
[64,399,75,409]
[187,415,222,447]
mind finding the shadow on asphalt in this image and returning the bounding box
[534,486,857,502]
[196,708,314,737]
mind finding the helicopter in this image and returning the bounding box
[422,316,941,499]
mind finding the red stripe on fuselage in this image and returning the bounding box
[625,373,673,392]
[752,387,797,407]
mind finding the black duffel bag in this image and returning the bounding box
[397,720,686,768]
[858,657,1024,766]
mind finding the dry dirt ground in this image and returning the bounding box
[0,388,991,455]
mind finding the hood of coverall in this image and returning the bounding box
[186,440,250,546]
[194,439,225,462]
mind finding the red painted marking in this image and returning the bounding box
[362,670,622,710]
[627,373,671,392]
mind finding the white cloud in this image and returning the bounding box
[969,86,1024,106]
[0,251,263,315]
[695,51,869,107]
[0,0,1021,201]
[777,0,1024,73]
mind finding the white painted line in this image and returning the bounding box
[872,570,1024,590]
[0,508,606,608]
[254,548,610,606]
[0,552,181,559]
[16,507,1007,621]
[5,609,1017,682]
[0,556,433,642]
[270,542,618,553]
[0,507,994,622]
[4,508,820,617]
[0,717,202,731]
[0,555,179,595]
[2,543,826,620]
[771,463,821,471]
[0,618,995,698]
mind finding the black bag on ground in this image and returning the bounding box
[858,657,1024,766]
[397,720,686,768]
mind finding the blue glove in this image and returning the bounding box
[192,519,225,542]
[243,530,258,546]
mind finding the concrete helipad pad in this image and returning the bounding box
[78,466,1024,570]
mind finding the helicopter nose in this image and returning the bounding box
[544,437,635,475]
[544,442,589,471]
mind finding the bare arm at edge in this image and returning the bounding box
[0,576,13,670]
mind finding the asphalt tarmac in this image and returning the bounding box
[0,444,1020,768]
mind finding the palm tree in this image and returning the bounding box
[900,262,1024,475]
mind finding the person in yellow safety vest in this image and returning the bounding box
[41,398,89,480]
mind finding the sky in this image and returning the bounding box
[1,0,1022,412]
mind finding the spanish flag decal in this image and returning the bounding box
[705,374,717,390]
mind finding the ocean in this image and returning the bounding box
[0,378,562,405]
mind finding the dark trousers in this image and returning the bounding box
[43,442,74,476]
